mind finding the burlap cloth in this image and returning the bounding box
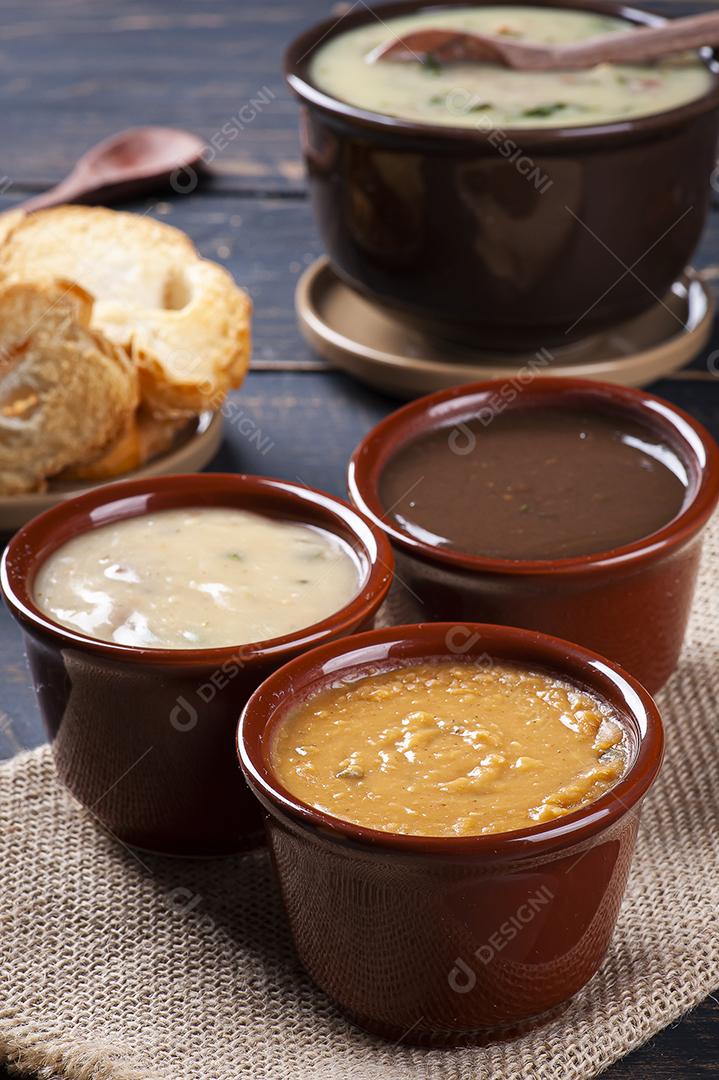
[1,520,718,1080]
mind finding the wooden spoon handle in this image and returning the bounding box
[548,12,719,69]
[373,12,719,71]
[17,173,92,213]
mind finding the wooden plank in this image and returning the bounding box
[2,187,719,378]
[2,356,719,765]
[0,188,325,365]
[0,189,717,756]
[0,0,327,193]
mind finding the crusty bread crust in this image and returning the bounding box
[0,280,138,494]
[0,206,252,417]
[99,259,252,415]
[0,209,25,248]
[58,409,187,482]
[0,206,197,306]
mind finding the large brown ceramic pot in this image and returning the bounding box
[286,0,719,348]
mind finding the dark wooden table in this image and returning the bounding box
[0,1,717,1076]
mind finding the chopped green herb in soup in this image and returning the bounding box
[309,6,713,128]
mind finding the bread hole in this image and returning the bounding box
[162,269,193,311]
[1,385,40,419]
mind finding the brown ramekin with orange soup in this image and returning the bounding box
[348,378,719,692]
[238,621,664,1044]
[1,473,393,855]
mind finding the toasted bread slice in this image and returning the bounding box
[0,206,251,416]
[98,259,252,415]
[0,280,137,495]
[58,409,187,482]
[0,206,197,306]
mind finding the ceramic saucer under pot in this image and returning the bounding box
[296,258,714,399]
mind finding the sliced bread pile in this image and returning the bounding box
[0,206,252,494]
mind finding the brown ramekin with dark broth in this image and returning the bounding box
[285,0,719,349]
[0,473,393,855]
[348,378,719,692]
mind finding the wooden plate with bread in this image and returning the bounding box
[0,205,252,529]
[0,410,222,533]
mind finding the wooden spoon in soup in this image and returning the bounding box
[370,10,719,71]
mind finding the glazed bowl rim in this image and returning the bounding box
[238,620,664,858]
[347,377,719,576]
[284,0,719,148]
[0,472,395,667]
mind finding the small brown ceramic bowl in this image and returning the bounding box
[285,0,719,349]
[0,473,393,856]
[238,621,663,1044]
[348,378,719,693]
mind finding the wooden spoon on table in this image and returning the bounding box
[369,11,719,71]
[17,127,207,213]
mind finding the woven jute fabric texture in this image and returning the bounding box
[1,521,718,1080]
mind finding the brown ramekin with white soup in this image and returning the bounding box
[1,473,393,855]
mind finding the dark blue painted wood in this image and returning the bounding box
[0,0,712,192]
[3,354,719,764]
[1,1,718,1075]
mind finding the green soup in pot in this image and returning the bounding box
[309,5,714,129]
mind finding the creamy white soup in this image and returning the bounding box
[34,508,361,648]
[309,6,713,128]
